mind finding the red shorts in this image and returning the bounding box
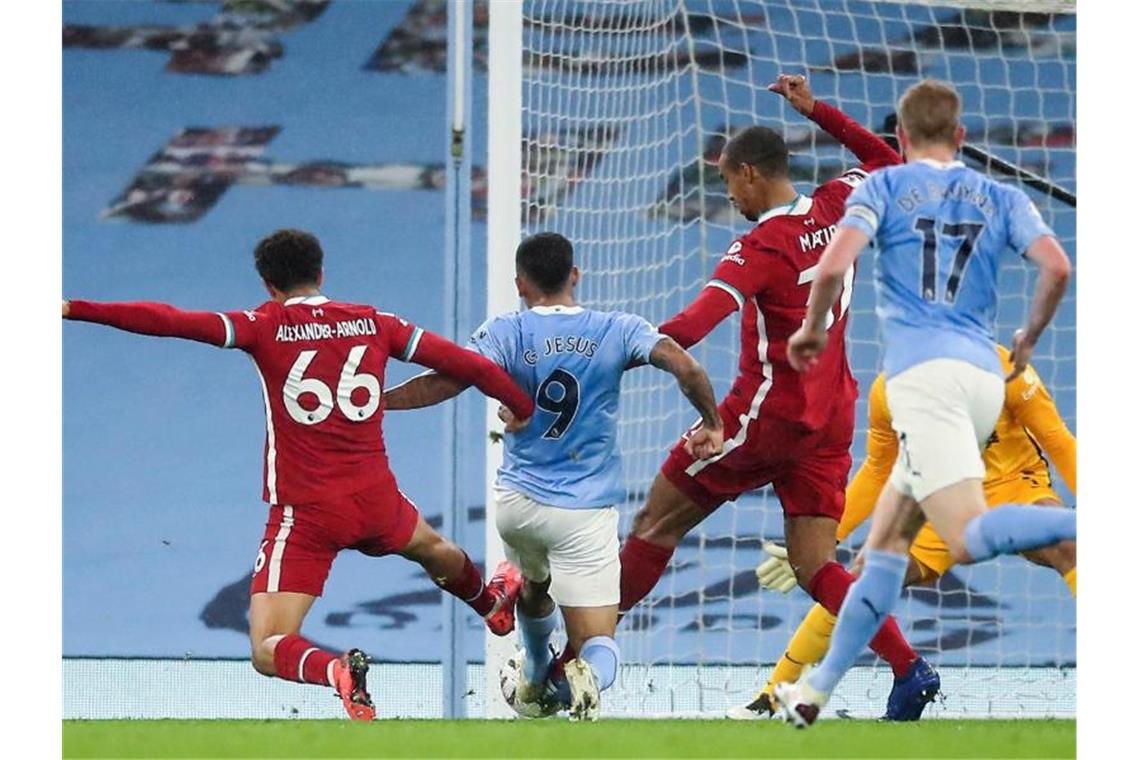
[661,399,854,520]
[249,477,420,597]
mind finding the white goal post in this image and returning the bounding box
[485,0,1075,719]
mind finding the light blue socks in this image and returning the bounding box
[808,550,909,695]
[963,505,1077,562]
[518,608,559,683]
[580,635,620,691]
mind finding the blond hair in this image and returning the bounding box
[898,79,961,148]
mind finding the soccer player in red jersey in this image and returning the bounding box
[615,76,939,719]
[63,229,536,720]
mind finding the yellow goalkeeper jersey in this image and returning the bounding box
[838,345,1076,541]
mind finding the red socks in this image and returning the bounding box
[808,562,918,678]
[619,536,675,613]
[433,553,496,617]
[272,634,337,686]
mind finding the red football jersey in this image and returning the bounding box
[705,168,870,431]
[220,295,421,505]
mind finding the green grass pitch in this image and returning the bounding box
[63,719,1075,759]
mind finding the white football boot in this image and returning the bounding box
[774,677,829,729]
[565,658,601,722]
[726,689,778,720]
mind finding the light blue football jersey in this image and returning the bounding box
[840,159,1054,378]
[469,304,664,509]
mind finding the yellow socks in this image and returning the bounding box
[765,603,837,692]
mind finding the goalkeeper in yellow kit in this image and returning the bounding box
[730,344,1076,719]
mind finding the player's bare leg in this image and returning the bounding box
[400,514,522,634]
[619,473,708,615]
[249,591,318,676]
[920,478,1076,566]
[783,515,842,591]
[1019,498,1076,595]
[911,479,987,563]
[249,591,375,720]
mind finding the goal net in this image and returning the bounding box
[487,0,1075,719]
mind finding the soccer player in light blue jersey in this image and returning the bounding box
[384,232,723,720]
[779,80,1075,727]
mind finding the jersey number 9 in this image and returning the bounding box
[536,369,580,439]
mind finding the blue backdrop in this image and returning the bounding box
[63,0,1075,668]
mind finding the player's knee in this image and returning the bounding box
[784,546,832,592]
[629,476,702,547]
[629,505,670,546]
[1026,540,1075,574]
[250,641,276,677]
[518,578,554,618]
[1055,540,1077,571]
[410,531,455,569]
[947,540,974,566]
[629,502,695,547]
[791,562,820,593]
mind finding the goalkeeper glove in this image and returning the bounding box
[756,541,797,593]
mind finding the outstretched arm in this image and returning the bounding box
[404,331,534,422]
[648,337,724,459]
[383,371,469,410]
[658,287,740,350]
[64,299,230,347]
[769,74,901,169]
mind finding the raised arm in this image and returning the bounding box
[64,299,231,347]
[648,336,724,459]
[405,331,534,422]
[769,74,901,170]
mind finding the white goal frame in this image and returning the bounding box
[482,0,1075,719]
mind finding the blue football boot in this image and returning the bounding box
[883,657,940,721]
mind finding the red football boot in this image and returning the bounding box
[332,648,376,721]
[483,560,523,636]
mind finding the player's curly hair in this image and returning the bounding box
[516,232,574,295]
[254,228,324,292]
[722,126,789,178]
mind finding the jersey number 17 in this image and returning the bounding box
[914,217,986,304]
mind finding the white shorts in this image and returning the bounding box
[493,485,620,608]
[885,358,1004,503]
